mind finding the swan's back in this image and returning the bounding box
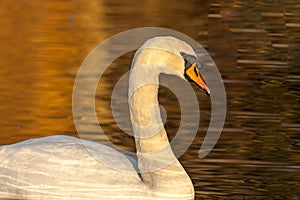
[0,135,145,199]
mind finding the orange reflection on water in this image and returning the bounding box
[0,0,109,144]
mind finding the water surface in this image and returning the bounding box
[0,0,299,199]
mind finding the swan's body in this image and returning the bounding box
[0,37,210,200]
[0,136,144,199]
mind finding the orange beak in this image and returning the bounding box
[184,63,210,95]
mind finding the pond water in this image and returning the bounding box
[0,0,299,199]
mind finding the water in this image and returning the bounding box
[0,0,299,199]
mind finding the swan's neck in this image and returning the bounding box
[128,48,194,197]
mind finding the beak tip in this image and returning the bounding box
[205,86,211,96]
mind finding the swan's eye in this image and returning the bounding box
[180,52,202,70]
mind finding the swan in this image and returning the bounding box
[0,36,210,200]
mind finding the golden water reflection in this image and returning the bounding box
[0,0,299,199]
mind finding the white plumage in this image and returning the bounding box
[0,37,209,200]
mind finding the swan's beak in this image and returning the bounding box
[184,63,210,95]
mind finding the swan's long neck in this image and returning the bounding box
[128,48,194,198]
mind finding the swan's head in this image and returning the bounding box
[133,36,210,95]
[180,51,210,95]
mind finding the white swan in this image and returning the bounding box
[0,37,210,200]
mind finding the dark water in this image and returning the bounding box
[0,0,299,199]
